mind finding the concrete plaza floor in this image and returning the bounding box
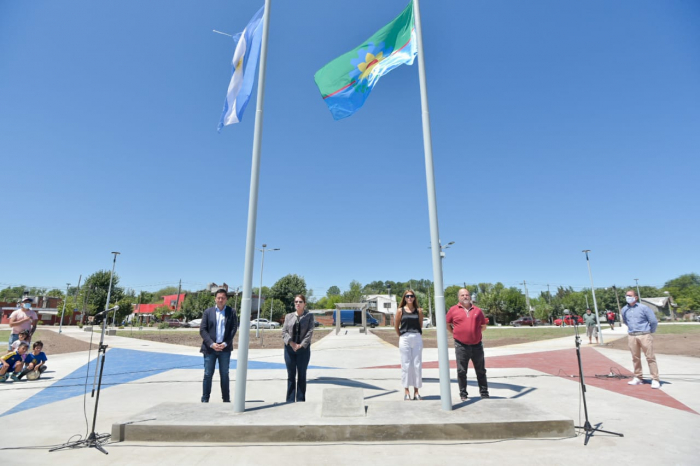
[1,325,698,465]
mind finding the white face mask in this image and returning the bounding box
[23,303,31,309]
[625,296,635,304]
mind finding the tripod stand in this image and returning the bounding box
[573,321,623,445]
[50,306,118,455]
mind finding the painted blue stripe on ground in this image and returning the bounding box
[1,348,334,417]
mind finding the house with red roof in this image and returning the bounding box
[132,293,186,324]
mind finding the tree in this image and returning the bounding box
[80,270,125,318]
[266,298,287,323]
[115,298,133,324]
[342,280,363,303]
[326,286,341,297]
[271,274,307,312]
[664,273,700,312]
[444,285,461,310]
[181,290,215,321]
[153,305,171,321]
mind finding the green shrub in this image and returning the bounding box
[157,322,169,330]
[118,326,125,329]
[77,322,83,328]
[37,320,44,326]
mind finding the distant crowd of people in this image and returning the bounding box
[3,296,48,383]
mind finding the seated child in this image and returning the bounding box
[19,341,48,380]
[1,341,29,382]
[9,330,31,356]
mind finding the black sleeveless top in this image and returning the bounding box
[399,307,422,335]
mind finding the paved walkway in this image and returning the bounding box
[1,325,698,465]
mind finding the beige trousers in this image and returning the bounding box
[628,334,659,381]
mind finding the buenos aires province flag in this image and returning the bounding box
[314,1,416,120]
[218,5,264,130]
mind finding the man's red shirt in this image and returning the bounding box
[446,304,485,345]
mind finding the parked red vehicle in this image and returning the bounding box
[554,315,583,326]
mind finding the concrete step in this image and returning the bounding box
[112,399,574,443]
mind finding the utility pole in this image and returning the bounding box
[521,281,533,322]
[59,283,70,333]
[634,279,642,302]
[546,284,551,303]
[175,279,182,319]
[585,294,590,309]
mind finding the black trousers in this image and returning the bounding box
[454,340,488,397]
[284,344,310,402]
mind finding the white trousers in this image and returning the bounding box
[399,332,423,388]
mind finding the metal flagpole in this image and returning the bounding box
[413,0,452,411]
[234,0,272,414]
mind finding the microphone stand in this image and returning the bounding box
[572,321,623,445]
[50,307,117,455]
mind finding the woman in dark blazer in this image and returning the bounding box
[282,294,314,402]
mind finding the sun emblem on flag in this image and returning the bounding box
[349,42,392,83]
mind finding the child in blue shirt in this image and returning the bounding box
[19,341,48,380]
[1,341,29,382]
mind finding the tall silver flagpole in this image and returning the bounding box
[413,0,452,411]
[234,0,272,414]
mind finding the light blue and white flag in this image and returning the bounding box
[218,5,264,130]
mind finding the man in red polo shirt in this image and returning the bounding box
[446,288,489,401]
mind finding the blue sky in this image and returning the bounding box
[1,0,698,299]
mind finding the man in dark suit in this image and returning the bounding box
[200,289,237,402]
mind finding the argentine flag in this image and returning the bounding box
[218,5,264,130]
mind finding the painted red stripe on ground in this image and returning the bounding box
[366,347,696,414]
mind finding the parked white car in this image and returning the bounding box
[423,317,432,328]
[187,318,202,328]
[250,318,280,329]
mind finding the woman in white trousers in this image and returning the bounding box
[394,289,424,400]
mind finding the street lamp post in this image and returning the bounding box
[582,250,603,344]
[634,279,642,302]
[256,244,280,337]
[59,283,70,334]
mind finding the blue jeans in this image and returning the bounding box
[8,333,19,351]
[202,351,231,402]
[284,344,310,402]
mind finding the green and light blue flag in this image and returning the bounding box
[314,1,416,120]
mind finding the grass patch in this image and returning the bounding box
[421,326,578,342]
[655,325,700,335]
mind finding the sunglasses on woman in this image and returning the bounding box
[405,295,415,299]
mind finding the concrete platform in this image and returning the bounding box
[112,399,575,443]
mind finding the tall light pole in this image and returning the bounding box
[429,240,455,259]
[634,278,642,302]
[59,283,70,334]
[611,285,622,313]
[521,281,533,323]
[256,244,280,337]
[582,250,603,344]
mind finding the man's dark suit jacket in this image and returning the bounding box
[199,306,237,354]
